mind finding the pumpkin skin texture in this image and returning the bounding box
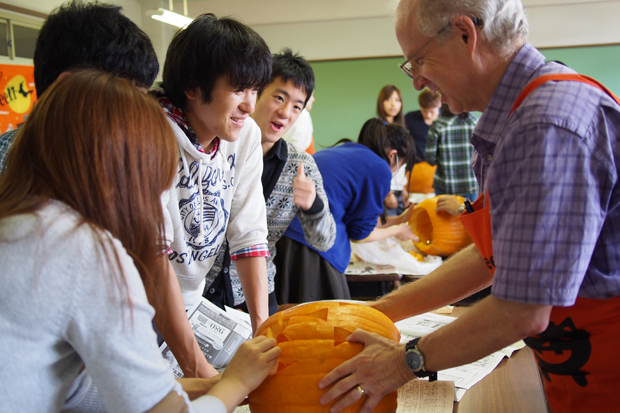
[248,301,400,413]
[407,161,436,194]
[408,195,473,257]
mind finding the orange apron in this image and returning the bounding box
[460,74,620,413]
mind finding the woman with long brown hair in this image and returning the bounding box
[0,70,279,412]
[376,84,410,215]
[376,84,405,127]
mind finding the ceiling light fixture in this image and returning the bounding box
[147,0,192,28]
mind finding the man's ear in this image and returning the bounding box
[185,88,200,101]
[453,15,478,54]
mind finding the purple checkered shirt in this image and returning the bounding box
[472,43,620,306]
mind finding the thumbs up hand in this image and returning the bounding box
[293,162,317,211]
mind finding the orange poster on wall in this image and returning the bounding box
[0,64,37,133]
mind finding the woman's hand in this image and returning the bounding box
[221,336,281,394]
[394,223,418,242]
[206,336,280,411]
[384,192,398,209]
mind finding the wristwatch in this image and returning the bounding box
[404,337,437,381]
[458,203,466,214]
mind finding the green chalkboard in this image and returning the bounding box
[309,44,620,151]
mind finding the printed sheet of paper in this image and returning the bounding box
[233,381,454,413]
[396,380,454,413]
[395,312,457,342]
[160,297,252,378]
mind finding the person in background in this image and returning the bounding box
[318,0,620,412]
[0,0,159,172]
[275,118,417,304]
[376,85,410,215]
[404,90,442,202]
[426,103,479,200]
[0,70,280,413]
[204,48,335,314]
[404,89,441,162]
[377,84,406,127]
[282,90,316,154]
[154,14,272,378]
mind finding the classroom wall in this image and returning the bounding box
[309,44,620,150]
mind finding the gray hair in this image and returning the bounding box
[415,0,528,57]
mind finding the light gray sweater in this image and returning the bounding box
[0,202,225,412]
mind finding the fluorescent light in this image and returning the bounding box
[147,8,193,28]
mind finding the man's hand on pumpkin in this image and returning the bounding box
[435,195,462,216]
[318,329,414,413]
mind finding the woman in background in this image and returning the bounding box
[376,84,405,127]
[0,70,279,413]
[376,85,409,215]
[275,118,417,304]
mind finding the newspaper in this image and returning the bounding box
[396,312,524,401]
[160,297,253,378]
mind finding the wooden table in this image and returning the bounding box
[455,347,548,412]
[446,307,549,412]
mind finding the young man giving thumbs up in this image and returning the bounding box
[204,49,335,314]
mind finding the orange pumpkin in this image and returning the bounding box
[248,301,400,413]
[408,195,472,257]
[407,161,436,194]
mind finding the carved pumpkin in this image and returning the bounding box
[407,161,436,194]
[248,301,400,413]
[408,195,472,257]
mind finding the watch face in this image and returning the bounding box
[405,349,423,372]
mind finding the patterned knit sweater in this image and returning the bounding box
[206,142,336,305]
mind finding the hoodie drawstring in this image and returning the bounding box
[195,158,206,244]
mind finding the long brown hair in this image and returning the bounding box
[0,70,177,306]
[376,84,405,127]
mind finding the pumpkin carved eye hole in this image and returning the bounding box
[307,308,329,321]
[334,327,352,346]
[276,359,299,373]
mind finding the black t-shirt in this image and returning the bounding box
[404,110,429,163]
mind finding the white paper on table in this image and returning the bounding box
[396,380,455,413]
[438,351,506,398]
[395,312,457,341]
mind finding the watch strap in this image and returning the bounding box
[405,338,438,382]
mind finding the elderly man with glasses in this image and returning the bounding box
[317,1,620,412]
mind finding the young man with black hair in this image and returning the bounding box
[154,13,273,378]
[0,0,159,170]
[203,48,335,313]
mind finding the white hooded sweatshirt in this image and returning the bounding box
[162,117,268,308]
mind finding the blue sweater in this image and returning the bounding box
[283,142,391,272]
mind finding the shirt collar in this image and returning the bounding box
[472,43,547,147]
[156,91,220,159]
[263,138,287,161]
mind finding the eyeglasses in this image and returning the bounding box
[398,17,483,80]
